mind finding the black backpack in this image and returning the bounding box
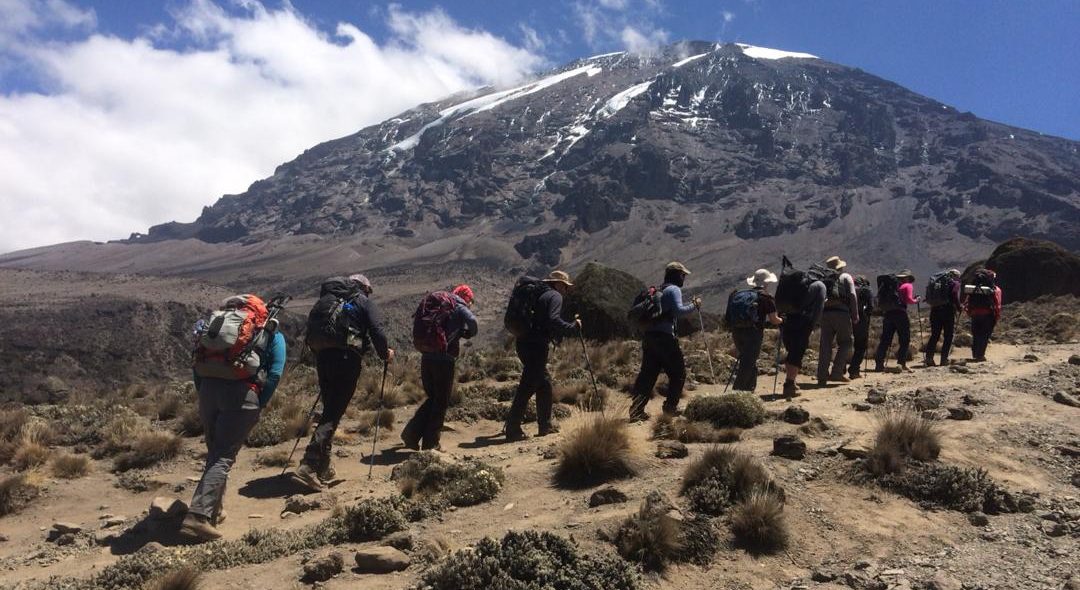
[627,285,666,328]
[854,276,874,317]
[808,263,842,303]
[504,276,550,338]
[966,270,997,309]
[724,288,761,329]
[775,265,810,314]
[306,277,365,351]
[876,274,903,312]
[925,271,953,308]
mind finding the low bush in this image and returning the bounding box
[0,407,29,444]
[115,470,164,492]
[652,414,741,444]
[554,412,640,489]
[729,490,789,554]
[341,497,408,541]
[392,452,504,507]
[156,395,183,421]
[245,415,287,448]
[877,462,1017,514]
[867,409,941,476]
[0,474,41,516]
[415,530,640,590]
[50,452,91,479]
[101,411,153,455]
[113,432,182,472]
[149,567,203,590]
[684,393,766,429]
[612,502,683,572]
[681,447,782,515]
[351,409,395,436]
[12,441,51,472]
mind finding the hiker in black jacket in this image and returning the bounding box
[504,270,580,440]
[295,274,394,491]
[847,275,874,379]
[925,269,961,366]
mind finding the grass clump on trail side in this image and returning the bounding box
[415,530,640,590]
[607,492,720,572]
[684,393,766,429]
[112,431,182,472]
[652,414,741,444]
[554,411,640,489]
[50,452,91,479]
[0,473,41,516]
[392,452,505,508]
[148,567,202,590]
[866,408,941,476]
[680,446,783,516]
[728,490,789,553]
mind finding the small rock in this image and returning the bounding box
[51,522,82,535]
[148,497,187,521]
[139,541,166,553]
[589,487,629,507]
[1023,353,1039,362]
[354,547,410,574]
[853,559,874,570]
[772,435,806,460]
[968,511,989,526]
[925,572,963,590]
[0,533,8,542]
[837,444,869,460]
[284,495,323,515]
[94,531,117,546]
[799,417,832,436]
[1041,521,1067,537]
[866,389,887,405]
[950,365,971,374]
[1071,472,1080,488]
[947,407,974,420]
[655,440,689,459]
[53,533,76,546]
[961,394,985,406]
[853,402,872,412]
[1053,392,1080,408]
[334,449,351,458]
[781,405,810,425]
[383,531,415,551]
[280,511,297,519]
[1069,354,1080,366]
[541,447,558,460]
[811,568,838,582]
[102,517,125,528]
[1056,446,1080,458]
[503,503,515,511]
[248,514,264,519]
[302,551,344,582]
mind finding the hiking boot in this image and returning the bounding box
[504,427,528,442]
[214,508,227,525]
[924,356,936,367]
[628,411,651,423]
[180,513,221,543]
[782,381,800,400]
[400,431,421,451]
[940,356,950,366]
[293,464,324,492]
[874,362,885,372]
[898,362,912,372]
[831,376,851,383]
[318,465,336,484]
[537,424,560,437]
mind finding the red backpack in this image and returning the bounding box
[412,291,458,353]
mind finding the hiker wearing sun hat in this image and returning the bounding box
[629,261,701,421]
[504,270,581,440]
[727,269,782,392]
[816,255,860,386]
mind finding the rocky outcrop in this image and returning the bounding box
[562,262,644,341]
[970,238,1080,303]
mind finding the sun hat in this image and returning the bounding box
[666,261,691,275]
[452,284,474,304]
[895,269,914,279]
[542,270,574,287]
[746,269,779,288]
[348,274,372,292]
[824,256,847,271]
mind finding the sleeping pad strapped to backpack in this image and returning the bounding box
[413,291,457,353]
[193,294,269,380]
[966,270,997,310]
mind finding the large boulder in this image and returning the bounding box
[964,238,1080,303]
[562,262,645,341]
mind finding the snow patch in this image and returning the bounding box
[672,53,708,68]
[599,80,654,118]
[587,51,625,61]
[736,43,817,60]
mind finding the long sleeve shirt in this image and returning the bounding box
[521,289,579,343]
[802,281,828,327]
[346,294,390,360]
[898,282,919,306]
[646,284,697,335]
[422,294,479,360]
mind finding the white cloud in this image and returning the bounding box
[598,0,629,8]
[723,11,736,23]
[620,25,668,55]
[0,1,543,252]
[573,0,669,54]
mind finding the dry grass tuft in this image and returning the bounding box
[352,409,395,436]
[0,473,41,516]
[113,431,182,472]
[681,446,783,516]
[156,396,183,421]
[729,490,789,554]
[867,408,941,476]
[255,448,292,469]
[50,452,91,479]
[150,567,203,590]
[12,441,51,472]
[684,393,766,429]
[612,501,683,572]
[553,410,640,489]
[652,414,741,444]
[176,406,204,437]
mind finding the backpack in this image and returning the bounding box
[504,276,550,338]
[966,270,997,310]
[876,274,903,312]
[724,288,761,329]
[808,263,842,302]
[775,266,810,314]
[627,286,666,328]
[306,277,365,351]
[854,276,874,316]
[193,294,270,380]
[413,291,458,353]
[925,271,953,308]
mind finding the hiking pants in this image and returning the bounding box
[630,332,686,418]
[190,378,261,520]
[731,327,763,391]
[926,306,957,362]
[875,310,911,365]
[302,349,363,473]
[782,314,813,368]
[817,310,853,382]
[506,340,554,432]
[402,356,456,449]
[848,315,871,377]
[971,314,996,359]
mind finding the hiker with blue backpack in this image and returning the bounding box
[726,269,782,392]
[628,262,701,422]
[874,270,919,372]
[401,285,478,451]
[816,256,860,386]
[923,269,962,366]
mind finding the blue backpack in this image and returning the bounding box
[725,289,761,329]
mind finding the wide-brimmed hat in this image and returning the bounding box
[946,268,961,277]
[746,269,778,288]
[348,273,372,292]
[542,270,574,287]
[895,269,914,279]
[825,256,847,271]
[666,261,692,275]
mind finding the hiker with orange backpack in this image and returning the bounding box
[182,294,288,542]
[962,269,1003,362]
[401,285,478,451]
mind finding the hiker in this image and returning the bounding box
[182,295,287,542]
[295,275,393,490]
[504,271,581,440]
[924,269,962,366]
[779,277,826,400]
[816,256,859,385]
[847,275,874,379]
[962,268,1003,362]
[401,285,478,451]
[727,269,782,392]
[874,270,919,371]
[629,262,701,421]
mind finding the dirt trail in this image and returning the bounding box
[2,342,1077,589]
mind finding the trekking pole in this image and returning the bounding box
[367,360,389,480]
[772,326,784,397]
[916,301,925,345]
[576,328,602,402]
[721,359,737,394]
[280,341,316,476]
[696,307,717,382]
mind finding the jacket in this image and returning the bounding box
[645,284,697,335]
[345,294,391,361]
[194,331,286,408]
[520,288,579,343]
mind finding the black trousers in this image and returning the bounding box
[926,306,957,362]
[731,327,764,391]
[302,348,363,473]
[506,340,553,432]
[403,357,456,449]
[848,315,871,377]
[971,314,996,359]
[630,332,686,418]
[875,310,911,365]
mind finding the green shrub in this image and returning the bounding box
[342,497,407,541]
[878,462,1017,514]
[684,394,766,428]
[245,415,287,447]
[392,452,504,507]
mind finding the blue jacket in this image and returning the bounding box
[422,294,479,361]
[646,284,697,335]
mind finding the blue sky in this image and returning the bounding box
[0,0,1076,252]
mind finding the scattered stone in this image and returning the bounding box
[280,511,297,519]
[947,407,974,420]
[51,522,82,535]
[961,394,986,406]
[148,497,187,521]
[853,559,874,570]
[589,487,629,507]
[1064,354,1080,366]
[1056,446,1080,458]
[866,389,887,405]
[811,568,838,582]
[781,405,810,424]
[799,417,833,436]
[283,495,323,515]
[302,552,344,583]
[139,541,166,553]
[950,365,971,374]
[53,533,76,546]
[383,531,415,551]
[913,391,944,410]
[1053,392,1080,408]
[541,447,558,460]
[102,517,125,528]
[853,403,872,412]
[968,511,989,526]
[0,533,8,542]
[925,572,963,590]
[921,410,943,421]
[837,444,869,460]
[772,435,807,460]
[354,547,411,574]
[1023,353,1039,362]
[655,440,689,459]
[1041,521,1067,537]
[503,503,515,511]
